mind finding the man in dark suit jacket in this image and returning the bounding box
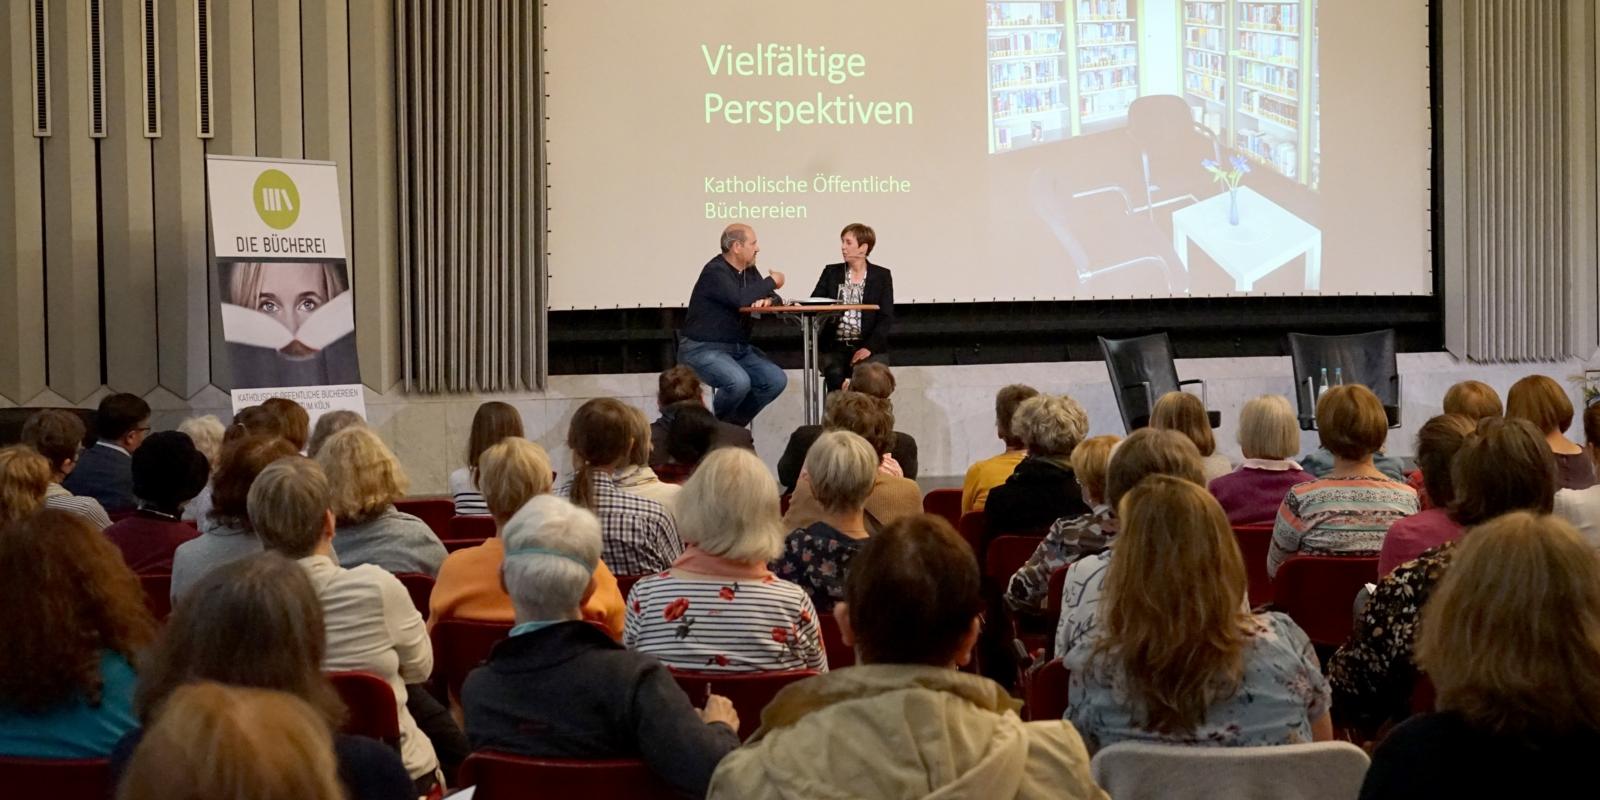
[810,223,894,392]
[62,393,152,513]
[776,363,917,493]
[648,366,754,468]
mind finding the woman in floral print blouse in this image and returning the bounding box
[773,431,877,612]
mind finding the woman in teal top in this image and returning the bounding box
[0,510,155,757]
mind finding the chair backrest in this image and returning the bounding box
[394,572,435,622]
[654,463,693,485]
[443,537,488,553]
[1273,555,1380,647]
[671,669,818,740]
[327,670,400,746]
[139,573,173,622]
[1233,525,1276,608]
[430,618,512,701]
[817,612,855,670]
[1100,333,1182,432]
[984,534,1046,583]
[615,573,646,601]
[457,752,676,800]
[1091,740,1370,800]
[1287,330,1400,430]
[922,488,964,529]
[957,510,988,557]
[447,514,497,541]
[394,497,456,538]
[0,757,111,800]
[1023,658,1071,722]
[1043,565,1071,639]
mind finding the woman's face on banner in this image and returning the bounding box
[255,263,330,333]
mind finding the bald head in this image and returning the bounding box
[720,224,760,268]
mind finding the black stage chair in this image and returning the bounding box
[1099,333,1220,433]
[1287,330,1402,431]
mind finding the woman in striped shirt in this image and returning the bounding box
[625,447,826,673]
[450,402,524,517]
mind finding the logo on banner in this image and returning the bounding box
[253,169,301,230]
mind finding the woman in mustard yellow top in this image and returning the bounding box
[961,385,1041,514]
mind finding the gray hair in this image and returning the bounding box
[247,457,331,559]
[675,447,784,562]
[804,430,876,514]
[1013,394,1090,458]
[177,415,227,466]
[306,410,366,458]
[1237,394,1301,461]
[719,224,749,254]
[501,495,603,622]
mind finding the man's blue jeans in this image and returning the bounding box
[677,338,788,427]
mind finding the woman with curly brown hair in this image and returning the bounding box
[0,509,157,757]
[0,444,52,525]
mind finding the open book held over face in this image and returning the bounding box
[222,291,355,358]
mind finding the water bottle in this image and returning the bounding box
[1334,366,1344,386]
[1317,367,1330,401]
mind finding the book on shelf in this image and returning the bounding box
[988,2,1062,27]
[1184,1,1223,25]
[1078,0,1130,19]
[1237,1,1298,32]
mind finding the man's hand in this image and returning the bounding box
[750,298,772,309]
[699,694,740,732]
[769,270,786,289]
[851,348,872,365]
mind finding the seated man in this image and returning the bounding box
[677,224,788,427]
[649,365,754,467]
[462,495,740,798]
[961,384,1040,514]
[63,393,151,512]
[21,409,111,530]
[775,362,918,493]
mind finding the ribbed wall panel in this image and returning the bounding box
[396,0,543,393]
[349,0,401,391]
[152,0,211,397]
[0,1,48,403]
[252,0,301,158]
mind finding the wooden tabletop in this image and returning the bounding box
[739,304,879,313]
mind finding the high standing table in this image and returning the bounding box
[741,304,879,425]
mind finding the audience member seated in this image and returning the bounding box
[774,430,877,611]
[177,414,226,467]
[1208,395,1312,525]
[782,392,921,533]
[104,431,209,574]
[961,384,1041,514]
[0,444,51,525]
[612,405,682,511]
[170,435,298,599]
[1066,477,1330,752]
[307,409,366,458]
[626,447,827,673]
[461,494,740,798]
[1555,402,1600,546]
[62,392,150,512]
[776,362,918,492]
[0,510,155,757]
[117,683,350,800]
[1268,384,1419,578]
[429,437,626,640]
[184,405,293,524]
[1006,434,1120,614]
[1444,379,1504,420]
[1360,512,1600,798]
[649,365,754,468]
[316,426,448,577]
[1055,429,1204,658]
[248,457,445,788]
[1377,415,1475,575]
[1151,391,1232,482]
[450,401,523,516]
[662,401,725,469]
[707,515,1106,800]
[558,398,683,575]
[21,409,111,529]
[1327,417,1555,732]
[1507,374,1596,490]
[985,393,1093,533]
[115,553,413,800]
[262,397,312,452]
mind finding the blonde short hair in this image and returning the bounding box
[1443,380,1503,420]
[625,405,653,467]
[1070,435,1121,504]
[1506,374,1574,434]
[177,415,227,466]
[1236,395,1300,460]
[479,438,554,525]
[247,458,332,559]
[674,447,784,562]
[805,430,877,514]
[312,427,408,525]
[1150,391,1216,457]
[1316,384,1389,460]
[1417,512,1600,735]
[0,445,51,525]
[1013,394,1089,458]
[118,682,343,800]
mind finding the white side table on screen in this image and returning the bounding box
[1171,187,1322,291]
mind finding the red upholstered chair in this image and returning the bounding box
[672,669,818,740]
[655,463,693,485]
[430,618,512,701]
[1022,658,1071,722]
[987,535,1050,658]
[922,488,964,529]
[394,497,456,538]
[457,752,676,800]
[328,671,401,747]
[448,514,497,542]
[138,573,172,623]
[957,510,988,557]
[0,757,111,800]
[1234,524,1276,608]
[818,612,855,670]
[1272,555,1379,647]
[395,572,435,621]
[779,493,792,516]
[614,573,648,601]
[443,538,488,553]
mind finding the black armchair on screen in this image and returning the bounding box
[1099,333,1220,433]
[1287,330,1402,431]
[1125,94,1223,219]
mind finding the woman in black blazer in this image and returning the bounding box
[810,223,895,391]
